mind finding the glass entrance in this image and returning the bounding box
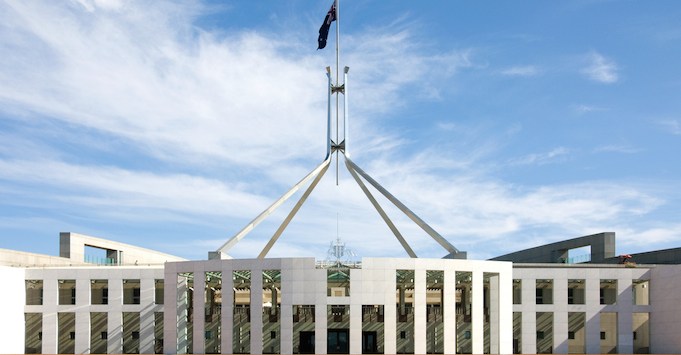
[328,329,349,354]
[299,331,315,354]
[362,331,378,354]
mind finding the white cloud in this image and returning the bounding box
[500,65,539,77]
[582,52,619,84]
[659,119,681,135]
[594,145,641,154]
[508,147,570,166]
[572,104,607,114]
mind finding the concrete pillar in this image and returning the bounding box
[163,264,178,354]
[250,268,263,355]
[488,273,500,354]
[472,270,484,354]
[521,277,536,354]
[443,268,457,354]
[193,271,206,354]
[107,311,123,354]
[139,277,156,354]
[315,303,327,355]
[108,277,123,354]
[222,265,234,355]
[617,276,633,354]
[350,303,362,354]
[413,269,427,355]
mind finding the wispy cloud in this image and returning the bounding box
[499,65,540,77]
[659,119,681,135]
[582,52,619,84]
[508,147,571,166]
[572,104,607,114]
[594,145,641,154]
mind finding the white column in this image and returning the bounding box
[413,268,427,355]
[554,277,568,354]
[163,265,178,354]
[350,303,362,354]
[139,277,156,354]
[108,277,123,354]
[250,268,264,354]
[107,311,123,354]
[585,275,601,354]
[471,270,484,354]
[315,303,327,354]
[617,276,633,354]
[443,268,457,354]
[521,277,536,354]
[222,265,234,355]
[42,278,58,354]
[193,271,206,354]
[75,279,91,354]
[488,273,500,354]
[498,269,514,354]
[175,274,188,354]
[280,303,293,354]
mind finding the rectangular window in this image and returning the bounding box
[25,313,42,354]
[513,279,521,304]
[568,279,585,305]
[26,280,43,305]
[154,312,164,354]
[536,312,553,354]
[123,279,141,305]
[91,312,108,354]
[600,279,617,305]
[123,312,141,353]
[633,312,649,354]
[600,312,617,354]
[633,280,649,305]
[58,280,76,305]
[91,280,108,305]
[568,312,585,354]
[155,279,164,304]
[535,279,553,305]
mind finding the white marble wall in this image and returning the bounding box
[513,265,651,354]
[650,264,681,353]
[24,266,164,354]
[0,266,25,354]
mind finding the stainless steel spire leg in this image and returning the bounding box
[344,158,417,258]
[258,161,331,259]
[326,68,332,159]
[215,158,331,256]
[344,155,460,256]
[343,66,349,157]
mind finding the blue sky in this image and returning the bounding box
[1,0,680,261]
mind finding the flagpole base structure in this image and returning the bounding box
[211,1,465,260]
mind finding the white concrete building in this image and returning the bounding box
[2,231,681,354]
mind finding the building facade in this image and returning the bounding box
[2,232,681,354]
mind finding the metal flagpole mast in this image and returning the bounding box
[335,0,340,185]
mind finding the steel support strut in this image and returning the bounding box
[345,158,417,258]
[344,154,460,256]
[215,158,331,255]
[258,161,331,259]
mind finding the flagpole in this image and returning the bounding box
[335,0,340,185]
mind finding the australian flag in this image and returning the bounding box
[317,2,336,49]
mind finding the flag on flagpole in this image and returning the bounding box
[317,2,336,49]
